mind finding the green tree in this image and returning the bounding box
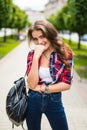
[0,0,12,42]
[60,4,75,44]
[9,4,31,33]
[47,14,58,29]
[68,0,87,49]
[0,0,4,28]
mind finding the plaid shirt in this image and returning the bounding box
[27,50,74,85]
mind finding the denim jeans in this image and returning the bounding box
[26,90,68,130]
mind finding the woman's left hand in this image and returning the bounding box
[31,85,42,93]
[32,84,45,93]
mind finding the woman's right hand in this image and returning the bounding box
[34,45,46,59]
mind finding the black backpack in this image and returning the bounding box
[6,77,28,129]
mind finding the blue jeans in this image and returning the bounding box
[26,90,68,130]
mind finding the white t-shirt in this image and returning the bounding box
[39,66,53,83]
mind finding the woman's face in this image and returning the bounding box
[32,30,52,50]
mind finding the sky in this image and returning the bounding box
[13,0,49,11]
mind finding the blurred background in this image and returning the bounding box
[0,0,87,130]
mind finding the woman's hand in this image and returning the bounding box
[31,85,41,93]
[34,45,46,59]
[29,84,45,93]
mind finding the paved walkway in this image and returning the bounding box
[0,40,87,130]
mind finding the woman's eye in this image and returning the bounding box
[33,38,37,41]
[32,35,45,41]
[40,35,45,39]
[40,36,43,39]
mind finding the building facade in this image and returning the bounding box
[44,0,67,18]
[25,9,45,23]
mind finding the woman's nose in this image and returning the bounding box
[38,38,42,44]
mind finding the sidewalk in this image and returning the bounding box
[0,41,87,130]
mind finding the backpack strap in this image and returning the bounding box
[12,122,27,130]
[12,123,14,128]
[21,123,27,130]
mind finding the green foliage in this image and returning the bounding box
[0,0,12,28]
[47,14,58,29]
[8,4,31,30]
[0,0,4,28]
[61,4,75,31]
[48,0,87,49]
[55,10,65,30]
[0,1,31,31]
[47,8,67,31]
[67,0,87,49]
[68,0,87,35]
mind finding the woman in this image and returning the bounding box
[26,20,74,130]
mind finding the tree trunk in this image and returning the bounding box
[3,28,6,42]
[69,31,72,44]
[78,35,81,49]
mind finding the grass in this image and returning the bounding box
[64,39,87,79]
[0,36,20,59]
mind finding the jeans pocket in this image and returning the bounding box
[50,93,61,103]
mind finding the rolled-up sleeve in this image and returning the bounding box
[26,50,34,76]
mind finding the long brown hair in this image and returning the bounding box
[27,20,73,69]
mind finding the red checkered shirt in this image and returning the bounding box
[26,50,74,85]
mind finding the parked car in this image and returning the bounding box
[18,34,26,41]
[81,34,87,41]
[18,30,26,41]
